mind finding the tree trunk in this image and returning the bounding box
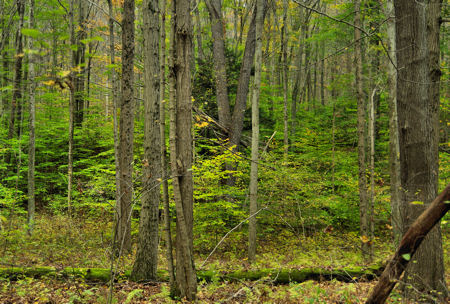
[366,184,450,304]
[248,0,264,264]
[171,0,197,299]
[6,0,25,166]
[394,0,447,300]
[281,0,288,158]
[131,0,161,282]
[205,0,231,130]
[160,0,175,290]
[74,0,86,127]
[194,2,204,62]
[27,0,36,235]
[354,0,370,262]
[384,0,401,246]
[229,2,266,150]
[117,0,136,254]
[67,0,76,216]
[106,0,121,252]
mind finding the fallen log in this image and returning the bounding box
[366,183,450,304]
[0,265,383,284]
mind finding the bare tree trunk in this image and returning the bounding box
[160,0,175,289]
[27,0,36,235]
[368,88,376,261]
[194,2,203,62]
[384,0,401,245]
[117,0,136,254]
[131,0,161,282]
[248,0,264,264]
[205,0,231,129]
[354,0,370,261]
[67,0,76,215]
[171,0,197,299]
[107,0,121,247]
[394,0,447,300]
[290,7,305,137]
[74,0,86,126]
[229,3,262,150]
[6,0,25,165]
[281,0,288,158]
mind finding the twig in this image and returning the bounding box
[200,206,269,269]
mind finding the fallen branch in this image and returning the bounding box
[366,183,450,304]
[0,265,384,285]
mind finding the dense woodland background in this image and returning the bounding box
[0,0,448,303]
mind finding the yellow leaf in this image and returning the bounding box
[360,235,370,243]
[42,80,55,86]
[410,201,424,205]
[60,70,71,78]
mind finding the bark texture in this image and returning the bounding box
[170,0,197,299]
[394,0,446,300]
[354,0,370,261]
[160,0,175,289]
[385,0,401,245]
[27,0,36,235]
[117,0,136,254]
[205,0,231,129]
[248,0,264,264]
[131,0,161,282]
[106,0,121,237]
[6,0,24,165]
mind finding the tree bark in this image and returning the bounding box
[106,0,121,242]
[6,0,25,165]
[366,184,450,304]
[170,0,197,299]
[281,0,288,158]
[205,0,231,130]
[117,0,136,254]
[384,0,401,245]
[354,0,370,262]
[27,0,36,235]
[248,0,264,264]
[194,3,204,62]
[394,0,446,300]
[131,0,161,282]
[229,2,265,150]
[160,0,175,289]
[67,0,76,216]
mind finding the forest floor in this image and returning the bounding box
[0,214,448,303]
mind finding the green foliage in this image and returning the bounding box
[193,139,248,252]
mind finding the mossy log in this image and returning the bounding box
[0,265,383,284]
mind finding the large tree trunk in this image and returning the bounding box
[354,0,370,262]
[205,0,231,130]
[170,0,197,299]
[131,0,161,282]
[27,0,36,235]
[366,184,450,304]
[394,0,446,300]
[117,0,136,254]
[248,0,265,264]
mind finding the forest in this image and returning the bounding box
[0,0,448,303]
